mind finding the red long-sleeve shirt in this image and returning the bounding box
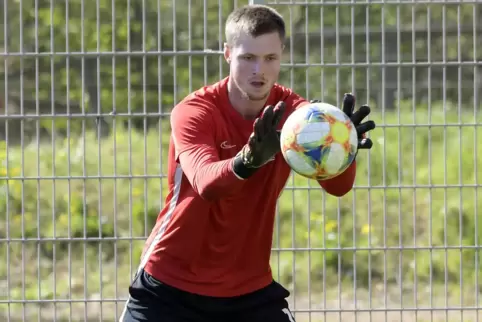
[139,77,357,297]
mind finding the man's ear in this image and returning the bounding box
[223,42,231,63]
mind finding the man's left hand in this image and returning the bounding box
[310,94,376,149]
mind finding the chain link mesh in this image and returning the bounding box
[1,0,481,321]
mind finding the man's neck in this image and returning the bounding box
[227,79,268,120]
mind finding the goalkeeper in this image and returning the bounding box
[120,4,375,322]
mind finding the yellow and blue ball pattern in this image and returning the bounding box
[280,102,358,181]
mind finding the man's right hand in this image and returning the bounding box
[232,101,286,179]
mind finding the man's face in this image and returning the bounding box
[224,31,284,101]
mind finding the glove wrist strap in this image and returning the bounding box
[232,148,259,179]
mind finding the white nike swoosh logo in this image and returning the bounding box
[220,141,236,149]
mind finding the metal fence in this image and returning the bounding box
[1,0,481,321]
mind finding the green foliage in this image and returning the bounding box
[271,100,482,294]
[1,101,481,320]
[1,1,480,136]
[1,1,482,319]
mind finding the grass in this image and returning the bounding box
[0,99,481,321]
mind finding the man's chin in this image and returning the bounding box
[245,91,270,101]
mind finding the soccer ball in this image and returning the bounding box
[280,101,358,181]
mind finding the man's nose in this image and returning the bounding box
[252,60,263,74]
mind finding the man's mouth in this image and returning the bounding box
[250,81,265,88]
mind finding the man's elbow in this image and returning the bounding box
[324,184,354,197]
[319,170,356,197]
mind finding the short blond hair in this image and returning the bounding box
[225,5,286,46]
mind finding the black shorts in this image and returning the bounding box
[119,269,296,322]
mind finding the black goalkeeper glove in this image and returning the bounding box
[232,101,286,179]
[310,93,376,149]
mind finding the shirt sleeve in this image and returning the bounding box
[170,101,245,201]
[288,91,357,197]
[287,91,310,110]
[316,160,356,197]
